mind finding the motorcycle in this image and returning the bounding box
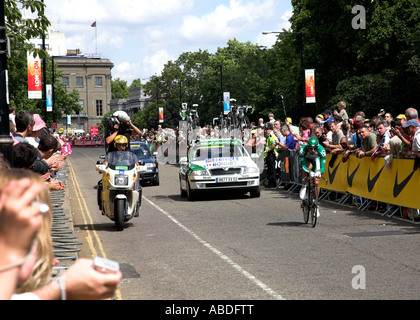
[96,151,142,231]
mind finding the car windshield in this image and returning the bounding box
[192,144,246,161]
[132,145,152,159]
[106,151,138,170]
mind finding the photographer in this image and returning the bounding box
[105,111,142,153]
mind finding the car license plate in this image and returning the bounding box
[216,177,237,183]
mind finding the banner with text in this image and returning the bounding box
[305,69,316,103]
[27,52,42,99]
[159,107,164,123]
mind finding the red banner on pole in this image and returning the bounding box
[159,107,164,123]
[305,69,316,104]
[27,52,42,99]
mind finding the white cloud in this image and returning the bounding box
[142,50,175,78]
[255,9,292,48]
[113,62,142,83]
[179,0,276,43]
[46,0,194,25]
[43,0,294,83]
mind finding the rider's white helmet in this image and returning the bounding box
[113,111,130,123]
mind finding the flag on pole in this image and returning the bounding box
[91,21,96,27]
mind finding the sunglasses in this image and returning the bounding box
[116,143,127,148]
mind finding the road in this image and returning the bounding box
[66,147,420,300]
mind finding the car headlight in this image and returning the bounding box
[191,170,208,176]
[147,163,156,168]
[243,167,259,174]
[115,175,128,185]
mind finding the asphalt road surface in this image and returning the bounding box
[66,147,420,300]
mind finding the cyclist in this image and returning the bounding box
[298,137,326,217]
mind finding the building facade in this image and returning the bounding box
[55,55,114,133]
[109,86,152,119]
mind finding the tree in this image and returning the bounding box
[5,0,51,59]
[289,0,420,117]
[111,78,129,99]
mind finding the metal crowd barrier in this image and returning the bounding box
[271,149,420,225]
[50,167,82,276]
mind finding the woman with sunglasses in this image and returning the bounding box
[298,137,326,217]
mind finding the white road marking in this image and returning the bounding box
[144,196,286,300]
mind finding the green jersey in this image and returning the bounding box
[298,144,326,173]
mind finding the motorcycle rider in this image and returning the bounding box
[105,111,142,154]
[98,135,142,217]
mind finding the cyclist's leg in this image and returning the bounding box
[314,176,320,217]
[300,161,312,199]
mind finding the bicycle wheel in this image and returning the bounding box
[302,184,310,224]
[241,116,251,130]
[310,184,318,228]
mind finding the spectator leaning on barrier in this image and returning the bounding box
[26,114,45,148]
[356,125,377,158]
[402,119,420,157]
[13,110,34,144]
[278,125,296,151]
[327,120,345,152]
[12,143,38,170]
[405,108,419,123]
[313,125,329,149]
[389,119,404,156]
[334,136,354,162]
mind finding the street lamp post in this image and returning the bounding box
[0,1,13,165]
[262,31,306,116]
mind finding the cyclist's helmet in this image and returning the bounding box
[307,137,319,148]
[114,135,128,149]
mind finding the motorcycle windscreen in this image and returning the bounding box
[106,151,138,170]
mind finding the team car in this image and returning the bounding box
[179,139,260,200]
[130,141,159,185]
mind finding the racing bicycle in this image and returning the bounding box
[300,174,327,228]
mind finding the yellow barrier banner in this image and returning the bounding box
[320,154,420,209]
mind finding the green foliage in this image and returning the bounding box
[132,0,419,127]
[111,78,129,99]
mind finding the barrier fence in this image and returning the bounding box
[275,150,420,221]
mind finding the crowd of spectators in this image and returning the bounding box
[245,103,417,166]
[0,108,122,300]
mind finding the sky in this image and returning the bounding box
[42,0,292,84]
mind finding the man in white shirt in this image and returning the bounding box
[403,119,420,156]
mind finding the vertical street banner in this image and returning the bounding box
[159,107,164,123]
[27,52,42,99]
[90,127,99,136]
[305,69,316,103]
[223,92,230,115]
[46,84,52,112]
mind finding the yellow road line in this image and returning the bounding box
[67,158,123,300]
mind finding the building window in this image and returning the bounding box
[78,99,84,109]
[95,76,103,87]
[96,100,103,116]
[62,76,69,87]
[76,76,84,87]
